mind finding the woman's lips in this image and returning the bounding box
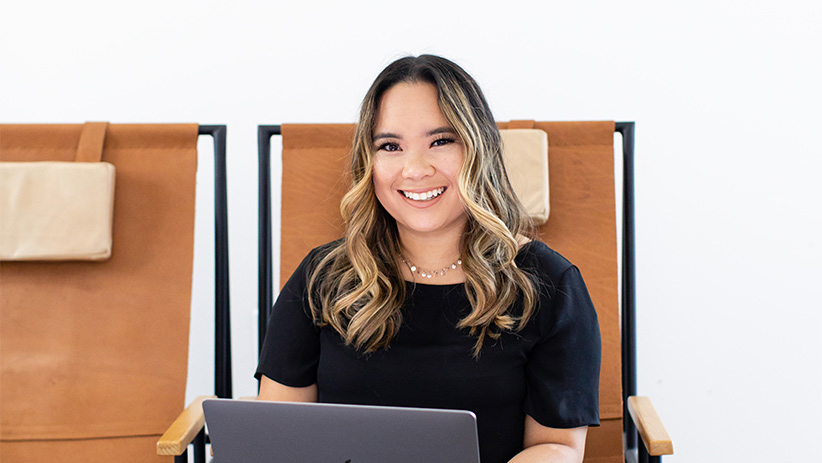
[399,186,446,201]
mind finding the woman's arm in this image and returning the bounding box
[509,415,588,463]
[257,375,318,402]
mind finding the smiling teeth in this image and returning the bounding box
[402,187,445,201]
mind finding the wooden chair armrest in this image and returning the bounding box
[156,395,216,456]
[627,396,674,456]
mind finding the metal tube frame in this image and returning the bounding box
[193,428,206,463]
[615,122,638,457]
[198,125,232,400]
[258,125,281,359]
[173,125,230,462]
[256,123,644,461]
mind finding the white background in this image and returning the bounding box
[2,1,821,462]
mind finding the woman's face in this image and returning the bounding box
[371,82,467,243]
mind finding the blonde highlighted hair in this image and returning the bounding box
[307,55,537,356]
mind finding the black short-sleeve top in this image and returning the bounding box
[256,240,601,463]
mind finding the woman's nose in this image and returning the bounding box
[401,151,435,180]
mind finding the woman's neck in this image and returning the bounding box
[397,228,465,284]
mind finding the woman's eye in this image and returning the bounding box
[376,142,401,152]
[431,137,455,147]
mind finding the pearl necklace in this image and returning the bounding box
[401,257,462,279]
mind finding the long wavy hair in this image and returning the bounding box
[307,55,537,356]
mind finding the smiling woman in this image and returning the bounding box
[371,82,467,252]
[256,55,601,463]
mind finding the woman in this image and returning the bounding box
[256,55,601,463]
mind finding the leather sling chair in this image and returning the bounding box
[254,121,673,463]
[0,123,230,463]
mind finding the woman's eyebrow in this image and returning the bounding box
[373,132,400,142]
[373,127,456,142]
[427,127,456,137]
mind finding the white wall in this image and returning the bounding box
[2,1,821,461]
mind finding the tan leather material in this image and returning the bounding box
[0,161,116,261]
[582,418,624,463]
[508,119,536,129]
[499,129,550,224]
[279,123,354,283]
[0,434,171,463]
[280,121,623,461]
[75,122,108,162]
[0,124,198,446]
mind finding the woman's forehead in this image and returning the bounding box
[374,82,452,137]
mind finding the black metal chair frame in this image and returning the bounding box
[256,122,654,463]
[175,125,232,463]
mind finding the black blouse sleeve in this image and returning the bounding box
[523,264,602,428]
[254,248,322,387]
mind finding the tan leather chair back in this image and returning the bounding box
[279,121,622,463]
[0,124,199,463]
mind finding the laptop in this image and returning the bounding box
[203,398,480,463]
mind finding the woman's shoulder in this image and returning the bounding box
[286,238,344,284]
[305,238,344,260]
[516,239,576,279]
[515,240,597,334]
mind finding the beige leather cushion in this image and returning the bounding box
[0,161,115,261]
[500,129,549,224]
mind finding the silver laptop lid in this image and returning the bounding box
[203,399,480,463]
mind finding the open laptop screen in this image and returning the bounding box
[203,399,481,463]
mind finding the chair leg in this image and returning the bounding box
[174,449,188,463]
[193,428,206,463]
[638,441,662,463]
